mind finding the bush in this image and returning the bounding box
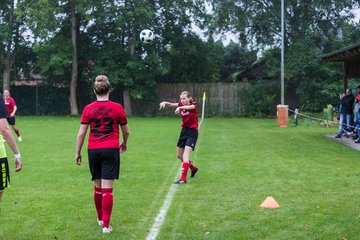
[239,80,278,117]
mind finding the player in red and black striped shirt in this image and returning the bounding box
[75,75,129,234]
[159,91,199,184]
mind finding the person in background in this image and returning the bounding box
[335,88,355,138]
[3,90,22,142]
[353,85,360,142]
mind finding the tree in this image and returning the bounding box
[23,0,100,115]
[69,0,78,115]
[20,0,212,115]
[220,42,257,82]
[0,0,30,90]
[162,33,222,83]
[208,0,359,50]
[87,0,208,114]
[208,0,360,112]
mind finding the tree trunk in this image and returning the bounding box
[123,33,136,116]
[3,54,13,91]
[123,89,132,116]
[3,0,15,91]
[69,2,79,115]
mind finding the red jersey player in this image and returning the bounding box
[75,75,129,234]
[159,91,199,184]
[3,90,22,141]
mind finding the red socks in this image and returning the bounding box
[94,187,102,221]
[14,128,20,137]
[189,160,197,171]
[181,162,189,180]
[94,187,114,228]
[102,188,113,228]
[179,160,197,180]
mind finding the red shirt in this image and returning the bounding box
[81,100,127,149]
[179,102,198,130]
[4,97,16,115]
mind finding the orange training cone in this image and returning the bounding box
[260,196,281,208]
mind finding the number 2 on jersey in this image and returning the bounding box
[90,117,114,136]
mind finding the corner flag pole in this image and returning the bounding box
[201,92,206,121]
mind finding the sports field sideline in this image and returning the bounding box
[1,116,360,239]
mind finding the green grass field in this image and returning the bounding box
[1,116,360,239]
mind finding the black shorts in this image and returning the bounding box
[177,128,198,150]
[7,117,15,126]
[0,157,10,191]
[88,148,120,181]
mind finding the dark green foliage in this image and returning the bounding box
[163,33,222,83]
[285,40,343,111]
[1,0,360,116]
[239,80,279,117]
[12,85,69,115]
[208,0,360,115]
[32,31,72,83]
[220,42,257,82]
[239,40,345,115]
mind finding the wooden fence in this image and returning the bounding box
[13,82,245,116]
[153,82,245,116]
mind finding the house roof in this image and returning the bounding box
[320,42,360,62]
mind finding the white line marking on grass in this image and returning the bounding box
[145,119,204,240]
[145,174,179,240]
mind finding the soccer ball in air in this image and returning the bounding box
[140,29,155,43]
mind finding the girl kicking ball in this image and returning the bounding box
[159,91,199,184]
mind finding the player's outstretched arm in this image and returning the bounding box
[175,105,195,115]
[75,124,88,165]
[159,101,179,110]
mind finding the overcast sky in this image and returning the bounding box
[212,7,360,46]
[13,0,360,46]
[355,8,360,21]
